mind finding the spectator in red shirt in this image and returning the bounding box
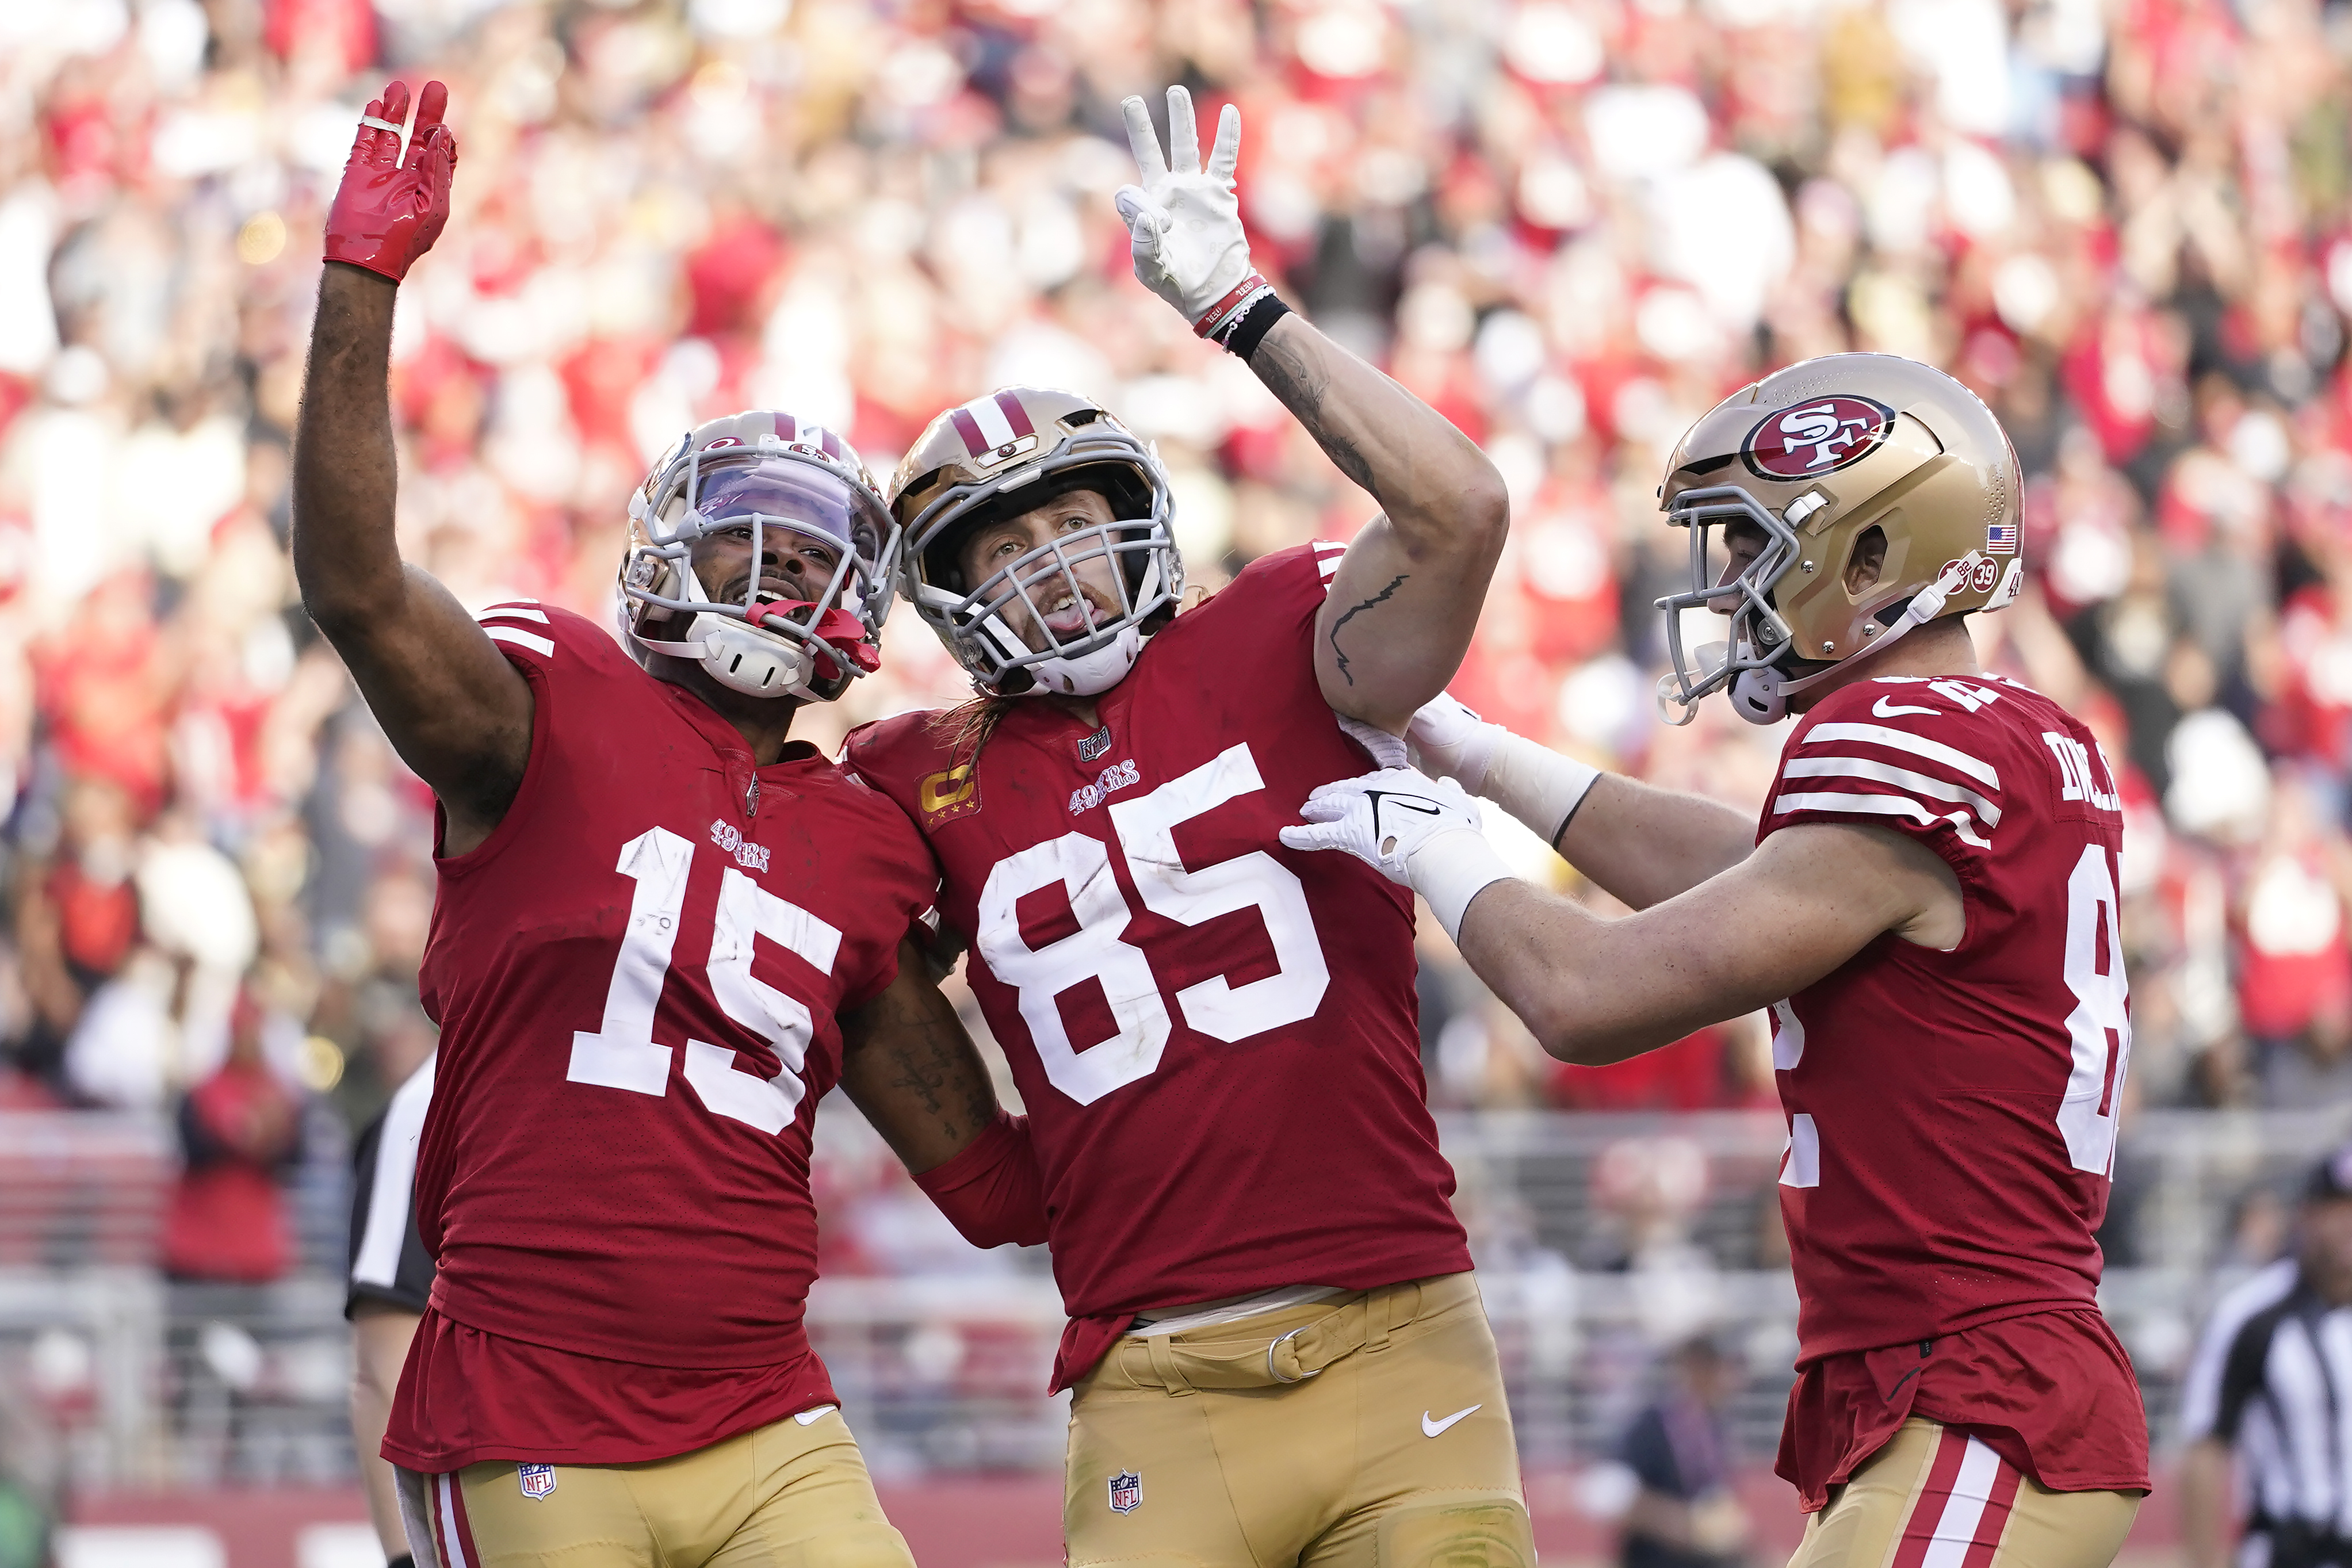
[162,985,301,1283]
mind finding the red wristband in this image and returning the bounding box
[1193,272,1269,338]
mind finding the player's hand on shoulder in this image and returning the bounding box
[1113,86,1255,330]
[1403,691,1502,793]
[325,79,460,284]
[1280,767,1482,884]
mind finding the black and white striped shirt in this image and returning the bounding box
[345,1054,437,1319]
[2183,1259,2352,1554]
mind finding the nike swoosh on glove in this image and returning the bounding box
[1281,768,1517,940]
[324,79,460,283]
[1112,86,1255,328]
[1279,768,1483,884]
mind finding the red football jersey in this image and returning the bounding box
[845,544,1471,1389]
[383,603,936,1470]
[1758,672,2147,1497]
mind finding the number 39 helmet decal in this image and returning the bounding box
[1654,354,2025,727]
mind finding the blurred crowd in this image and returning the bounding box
[1,0,2351,1287]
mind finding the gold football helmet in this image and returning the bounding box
[1655,353,2025,725]
[891,387,1180,698]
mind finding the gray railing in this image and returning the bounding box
[0,1104,2336,1488]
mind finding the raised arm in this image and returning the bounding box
[1280,772,1959,1062]
[291,81,530,855]
[1113,87,1507,730]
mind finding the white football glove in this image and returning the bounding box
[1396,691,1604,847]
[1334,713,1408,770]
[1405,692,1501,794]
[1114,86,1257,331]
[1279,768,1516,940]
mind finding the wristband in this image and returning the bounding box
[389,1556,415,1568]
[1221,289,1291,361]
[1407,825,1517,944]
[1481,732,1602,847]
[1193,272,1269,338]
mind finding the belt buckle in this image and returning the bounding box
[1268,1324,1321,1384]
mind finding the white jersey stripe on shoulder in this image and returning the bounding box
[1802,722,1999,788]
[478,604,549,624]
[965,394,1018,450]
[484,625,556,657]
[1781,756,2001,827]
[1776,791,1941,825]
[1777,790,1993,848]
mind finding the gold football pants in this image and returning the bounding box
[395,1406,914,1568]
[1065,1271,1535,1567]
[1787,1418,2139,1568]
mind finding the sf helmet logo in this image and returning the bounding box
[1743,396,1894,480]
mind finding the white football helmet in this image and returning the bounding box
[890,387,1181,698]
[619,411,897,702]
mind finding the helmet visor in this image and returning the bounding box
[688,456,890,565]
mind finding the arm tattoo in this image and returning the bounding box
[882,1016,956,1139]
[1250,332,1376,493]
[1328,573,1408,687]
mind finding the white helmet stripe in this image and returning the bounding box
[963,395,1019,451]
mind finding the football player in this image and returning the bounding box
[841,87,1532,1567]
[1282,354,2150,1568]
[293,82,1038,1568]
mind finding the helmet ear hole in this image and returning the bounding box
[1845,525,1888,597]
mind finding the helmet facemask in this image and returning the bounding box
[1655,484,1982,727]
[901,436,1182,698]
[1655,485,1812,726]
[624,433,898,702]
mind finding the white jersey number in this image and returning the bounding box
[978,743,1331,1106]
[567,825,837,1134]
[2057,843,2131,1173]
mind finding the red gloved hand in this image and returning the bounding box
[323,79,458,284]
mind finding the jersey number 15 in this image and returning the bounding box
[565,826,836,1135]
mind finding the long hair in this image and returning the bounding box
[929,693,1018,768]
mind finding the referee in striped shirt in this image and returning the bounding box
[347,1051,435,1567]
[2182,1148,2352,1568]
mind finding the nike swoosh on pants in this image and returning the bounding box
[1421,1404,1481,1437]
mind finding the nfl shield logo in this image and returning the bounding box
[519,1463,557,1500]
[1108,1470,1142,1515]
